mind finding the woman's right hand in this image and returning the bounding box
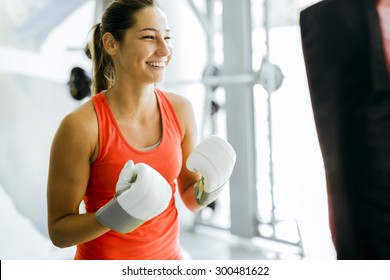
[95,160,172,233]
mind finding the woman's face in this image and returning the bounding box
[113,6,173,85]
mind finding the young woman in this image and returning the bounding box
[47,0,235,260]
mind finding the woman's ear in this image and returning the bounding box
[102,32,117,56]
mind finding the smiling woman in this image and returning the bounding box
[93,2,173,92]
[46,0,236,260]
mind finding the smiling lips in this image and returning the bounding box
[146,61,167,67]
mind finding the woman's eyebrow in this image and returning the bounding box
[138,27,171,33]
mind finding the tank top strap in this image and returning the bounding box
[92,92,111,160]
[154,88,183,141]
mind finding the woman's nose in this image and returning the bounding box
[157,38,171,56]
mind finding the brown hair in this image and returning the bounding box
[90,0,160,94]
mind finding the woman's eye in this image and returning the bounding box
[142,35,155,39]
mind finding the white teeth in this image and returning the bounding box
[147,61,166,67]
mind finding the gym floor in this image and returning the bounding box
[179,226,303,260]
[176,195,309,260]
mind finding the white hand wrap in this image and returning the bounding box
[186,135,236,206]
[96,161,172,233]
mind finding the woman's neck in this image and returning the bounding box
[105,82,156,119]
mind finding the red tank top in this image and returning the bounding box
[75,88,183,260]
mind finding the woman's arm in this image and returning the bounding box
[47,104,109,248]
[165,92,204,212]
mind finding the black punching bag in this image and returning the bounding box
[300,0,390,259]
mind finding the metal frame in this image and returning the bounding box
[221,0,259,238]
[185,0,303,258]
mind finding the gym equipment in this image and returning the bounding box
[300,0,390,259]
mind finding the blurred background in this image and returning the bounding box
[0,0,336,260]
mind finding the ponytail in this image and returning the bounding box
[90,23,115,95]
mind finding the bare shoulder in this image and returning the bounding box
[164,89,194,119]
[61,100,96,135]
[163,90,197,139]
[53,99,98,160]
[164,90,193,110]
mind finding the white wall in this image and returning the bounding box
[0,1,94,259]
